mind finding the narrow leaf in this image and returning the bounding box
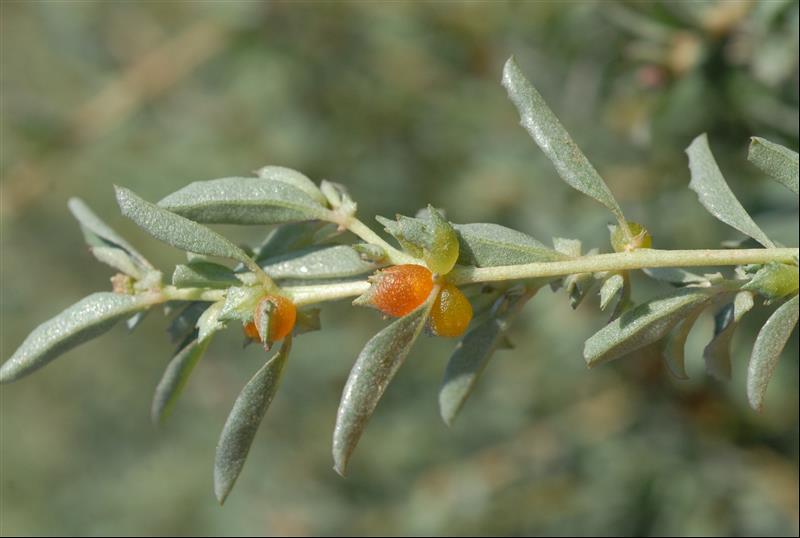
[662,304,706,380]
[253,221,329,264]
[686,133,775,248]
[90,246,143,279]
[151,335,213,426]
[158,177,329,225]
[197,301,226,342]
[172,262,240,289]
[116,186,254,266]
[439,292,532,426]
[1,293,151,382]
[704,291,755,380]
[254,165,327,205]
[502,57,625,222]
[454,223,567,267]
[332,296,435,476]
[747,294,799,412]
[748,137,799,195]
[584,290,711,367]
[600,274,625,311]
[167,302,207,345]
[643,267,710,287]
[260,245,377,280]
[68,197,151,268]
[214,338,292,504]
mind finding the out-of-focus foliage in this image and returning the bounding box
[1,1,797,535]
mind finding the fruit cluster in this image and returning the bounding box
[360,264,473,337]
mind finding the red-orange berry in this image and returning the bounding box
[243,320,261,341]
[429,283,473,338]
[244,295,297,343]
[367,264,434,317]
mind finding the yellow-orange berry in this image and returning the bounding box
[245,295,297,343]
[243,320,260,341]
[429,283,473,338]
[368,264,434,317]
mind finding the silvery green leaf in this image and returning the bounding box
[566,270,599,310]
[151,335,212,426]
[68,197,151,268]
[686,134,775,248]
[90,246,143,279]
[214,338,291,504]
[159,177,329,225]
[116,186,254,265]
[642,267,710,287]
[352,243,387,263]
[553,237,582,257]
[253,221,329,264]
[439,291,532,426]
[584,290,711,367]
[662,304,706,380]
[747,294,799,412]
[1,293,151,383]
[502,57,625,222]
[167,302,207,345]
[254,165,327,205]
[172,262,240,289]
[704,291,755,381]
[197,301,226,343]
[320,180,357,215]
[742,262,799,301]
[600,274,625,311]
[332,296,435,476]
[454,223,567,267]
[260,245,376,280]
[376,215,426,257]
[748,137,799,195]
[218,287,262,323]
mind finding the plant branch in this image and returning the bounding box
[284,281,371,307]
[161,286,226,302]
[450,248,799,285]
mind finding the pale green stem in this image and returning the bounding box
[285,281,371,307]
[161,286,227,302]
[346,218,418,265]
[155,248,797,308]
[450,248,799,285]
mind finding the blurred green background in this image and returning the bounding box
[1,1,798,535]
